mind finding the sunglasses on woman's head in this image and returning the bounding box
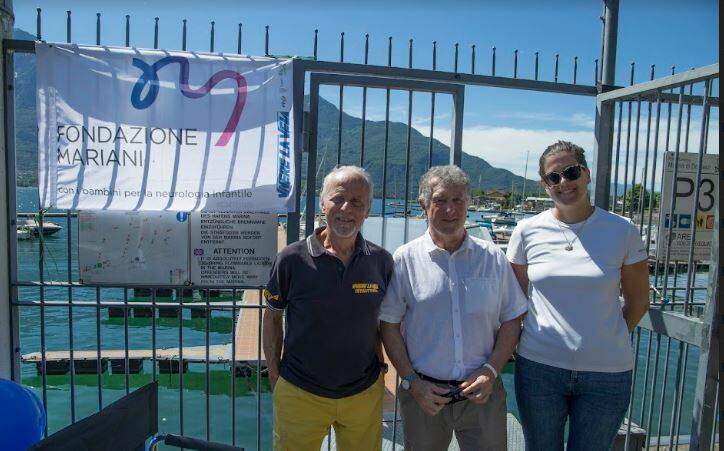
[542,164,585,186]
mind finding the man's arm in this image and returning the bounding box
[262,307,284,390]
[621,260,649,332]
[510,263,529,295]
[380,321,450,416]
[460,315,523,404]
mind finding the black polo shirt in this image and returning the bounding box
[264,227,393,398]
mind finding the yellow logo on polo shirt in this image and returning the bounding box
[263,289,280,302]
[352,282,379,294]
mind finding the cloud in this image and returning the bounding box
[493,111,596,129]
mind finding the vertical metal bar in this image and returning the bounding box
[513,49,518,78]
[66,11,71,43]
[638,329,654,424]
[690,192,719,448]
[231,289,237,445]
[36,8,41,40]
[620,63,635,215]
[403,39,414,243]
[205,290,210,441]
[237,23,242,54]
[313,29,318,60]
[534,51,539,80]
[287,59,305,244]
[428,41,437,169]
[573,56,578,84]
[491,46,496,76]
[637,65,655,228]
[683,80,711,315]
[95,286,102,411]
[179,289,184,437]
[600,0,619,86]
[668,341,686,448]
[306,77,320,238]
[453,43,458,73]
[554,54,559,82]
[123,288,129,395]
[38,211,48,434]
[673,343,689,447]
[153,18,159,49]
[683,80,694,152]
[660,87,686,304]
[654,337,672,449]
[210,21,215,52]
[623,328,642,450]
[257,290,263,451]
[594,58,599,84]
[181,19,187,51]
[645,96,662,256]
[380,36,391,307]
[450,89,464,167]
[96,13,101,45]
[611,100,624,210]
[151,289,157,381]
[265,25,269,56]
[626,97,641,219]
[471,44,475,74]
[360,33,370,167]
[336,33,345,165]
[125,15,130,47]
[644,333,662,448]
[66,209,75,422]
[593,94,616,209]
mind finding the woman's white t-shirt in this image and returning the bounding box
[506,207,648,372]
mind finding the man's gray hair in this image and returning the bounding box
[319,165,374,209]
[417,165,471,207]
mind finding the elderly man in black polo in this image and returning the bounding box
[262,165,393,451]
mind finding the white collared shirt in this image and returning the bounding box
[380,230,528,381]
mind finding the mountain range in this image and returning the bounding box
[11,28,539,197]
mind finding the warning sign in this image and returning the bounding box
[190,212,277,286]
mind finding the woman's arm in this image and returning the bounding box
[621,260,650,332]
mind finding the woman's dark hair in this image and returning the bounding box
[538,140,588,178]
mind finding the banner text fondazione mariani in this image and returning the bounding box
[56,125,200,167]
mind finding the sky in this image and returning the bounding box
[13,0,720,179]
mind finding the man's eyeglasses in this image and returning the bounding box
[542,164,585,186]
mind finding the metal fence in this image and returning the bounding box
[594,64,719,449]
[2,2,720,450]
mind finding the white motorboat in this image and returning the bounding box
[16,217,63,236]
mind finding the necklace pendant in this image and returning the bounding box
[565,244,573,251]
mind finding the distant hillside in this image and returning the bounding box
[11,27,537,196]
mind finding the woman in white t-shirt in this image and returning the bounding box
[506,141,649,451]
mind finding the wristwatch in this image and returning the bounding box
[400,373,420,390]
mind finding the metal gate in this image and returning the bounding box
[0,1,720,450]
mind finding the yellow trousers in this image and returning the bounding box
[272,375,384,451]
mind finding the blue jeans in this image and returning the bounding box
[514,355,632,451]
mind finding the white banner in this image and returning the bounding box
[37,43,295,212]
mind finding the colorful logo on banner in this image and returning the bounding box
[130,56,247,146]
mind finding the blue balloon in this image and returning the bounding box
[0,379,46,450]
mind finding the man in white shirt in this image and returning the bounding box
[380,165,528,451]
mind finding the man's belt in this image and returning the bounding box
[417,372,465,386]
